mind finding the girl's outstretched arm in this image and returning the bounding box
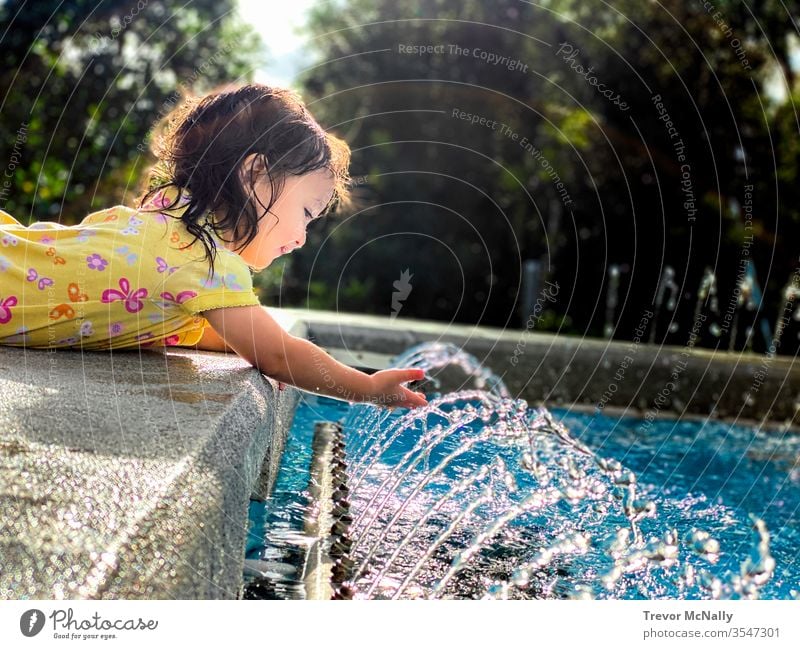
[201,305,428,409]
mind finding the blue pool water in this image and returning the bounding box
[557,407,800,596]
[246,390,799,600]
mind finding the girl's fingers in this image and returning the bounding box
[402,386,428,407]
[370,368,427,410]
[393,367,425,383]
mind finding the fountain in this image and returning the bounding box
[603,264,623,338]
[771,273,800,357]
[694,266,721,344]
[649,266,679,343]
[243,341,797,600]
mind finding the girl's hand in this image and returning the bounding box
[366,368,428,410]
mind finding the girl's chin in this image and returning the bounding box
[244,258,269,272]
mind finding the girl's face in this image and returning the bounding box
[220,154,335,271]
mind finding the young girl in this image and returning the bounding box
[0,83,427,410]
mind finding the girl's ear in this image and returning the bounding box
[251,152,269,173]
[238,152,269,186]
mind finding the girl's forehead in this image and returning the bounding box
[300,167,334,182]
[292,168,335,193]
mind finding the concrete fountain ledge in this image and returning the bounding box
[0,310,303,600]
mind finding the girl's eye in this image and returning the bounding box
[304,208,313,221]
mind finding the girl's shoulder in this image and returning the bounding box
[0,209,23,227]
[136,186,253,283]
[136,186,192,214]
[0,204,135,229]
[80,186,190,224]
[79,205,138,226]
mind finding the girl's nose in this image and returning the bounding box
[291,231,306,250]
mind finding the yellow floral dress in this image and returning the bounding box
[0,187,261,350]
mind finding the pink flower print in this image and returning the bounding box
[86,253,108,271]
[153,212,169,225]
[26,267,54,290]
[155,256,178,275]
[115,245,138,265]
[40,235,55,245]
[164,334,181,346]
[0,295,18,324]
[108,322,124,336]
[149,189,189,210]
[101,277,148,313]
[157,290,197,309]
[79,321,94,337]
[1,233,18,247]
[149,190,171,209]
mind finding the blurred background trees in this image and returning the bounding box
[295,0,800,355]
[1,0,797,354]
[0,0,258,220]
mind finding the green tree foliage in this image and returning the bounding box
[0,0,261,222]
[293,0,799,354]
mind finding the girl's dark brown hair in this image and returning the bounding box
[136,83,352,279]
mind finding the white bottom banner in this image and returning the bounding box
[0,600,797,648]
